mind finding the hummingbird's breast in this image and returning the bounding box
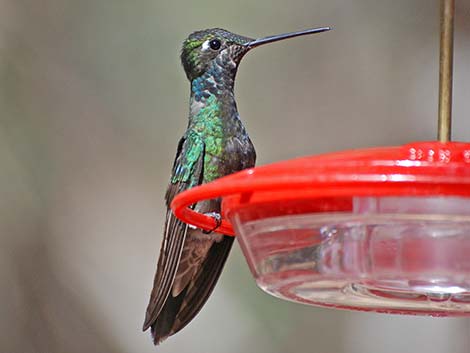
[189,94,255,183]
[203,124,255,183]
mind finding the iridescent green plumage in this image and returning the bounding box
[144,26,330,345]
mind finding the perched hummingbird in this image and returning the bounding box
[143,26,330,344]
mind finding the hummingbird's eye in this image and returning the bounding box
[209,39,221,50]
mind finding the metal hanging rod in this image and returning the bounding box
[438,0,455,142]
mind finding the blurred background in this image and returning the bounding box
[1,0,470,352]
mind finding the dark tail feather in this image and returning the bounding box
[150,286,188,345]
[147,235,234,344]
[169,235,234,335]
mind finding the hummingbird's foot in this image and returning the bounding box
[202,212,222,234]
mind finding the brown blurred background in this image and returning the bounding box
[1,1,470,352]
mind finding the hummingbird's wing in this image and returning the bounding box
[144,132,255,344]
[167,136,256,335]
[143,132,205,333]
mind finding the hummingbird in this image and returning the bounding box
[143,26,330,344]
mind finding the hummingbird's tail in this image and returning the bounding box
[144,234,234,344]
[149,286,188,344]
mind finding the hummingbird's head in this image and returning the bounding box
[181,27,331,82]
[181,28,253,81]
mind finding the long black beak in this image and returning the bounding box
[246,27,331,48]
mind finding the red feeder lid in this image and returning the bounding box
[171,141,470,235]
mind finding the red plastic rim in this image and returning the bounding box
[171,141,470,235]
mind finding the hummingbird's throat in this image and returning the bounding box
[191,60,237,103]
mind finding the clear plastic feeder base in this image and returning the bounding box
[171,142,470,316]
[233,196,470,316]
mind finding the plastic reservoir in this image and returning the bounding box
[232,196,470,316]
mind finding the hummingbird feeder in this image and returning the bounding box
[172,0,470,317]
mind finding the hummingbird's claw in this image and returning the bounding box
[202,212,222,234]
